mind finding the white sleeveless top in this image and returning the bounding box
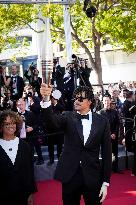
[0,137,19,164]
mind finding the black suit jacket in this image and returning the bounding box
[0,139,37,197]
[10,76,24,99]
[99,108,119,137]
[24,110,37,138]
[41,107,112,188]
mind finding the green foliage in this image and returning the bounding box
[0,0,135,54]
[0,4,36,52]
[96,0,136,52]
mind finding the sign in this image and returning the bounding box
[0,0,76,4]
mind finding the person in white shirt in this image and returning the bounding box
[0,110,37,205]
[40,84,112,205]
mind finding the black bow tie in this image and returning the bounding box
[77,113,89,120]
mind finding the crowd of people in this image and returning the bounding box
[0,60,136,205]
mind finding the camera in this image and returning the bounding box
[27,92,33,98]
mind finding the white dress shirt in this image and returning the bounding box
[78,110,92,145]
[20,121,26,139]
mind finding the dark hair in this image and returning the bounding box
[126,91,134,99]
[103,90,111,99]
[73,86,94,101]
[123,89,129,93]
[0,110,23,138]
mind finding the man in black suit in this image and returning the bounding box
[10,65,25,101]
[99,95,120,173]
[24,65,42,98]
[17,98,44,165]
[40,84,112,205]
[46,90,65,165]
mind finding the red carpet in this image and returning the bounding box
[35,170,136,205]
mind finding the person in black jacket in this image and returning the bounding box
[40,84,112,205]
[123,91,135,151]
[99,95,120,173]
[17,98,44,165]
[46,90,65,165]
[0,110,37,205]
[24,65,42,98]
[122,91,136,175]
[9,65,25,101]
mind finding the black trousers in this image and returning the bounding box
[132,141,136,175]
[48,133,63,162]
[62,166,102,205]
[24,137,44,161]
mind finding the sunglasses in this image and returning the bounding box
[73,96,87,102]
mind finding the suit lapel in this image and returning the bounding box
[74,112,84,144]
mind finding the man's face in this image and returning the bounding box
[103,97,111,109]
[112,90,118,98]
[123,91,127,98]
[11,66,17,75]
[17,99,26,113]
[74,91,91,113]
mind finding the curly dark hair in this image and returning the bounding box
[73,86,94,101]
[0,110,23,138]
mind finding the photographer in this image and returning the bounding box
[63,63,75,111]
[0,66,11,97]
[51,58,65,93]
[69,55,92,88]
[78,59,92,87]
[23,85,41,115]
[24,63,42,98]
[2,89,13,111]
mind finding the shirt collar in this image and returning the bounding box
[77,110,92,115]
[11,74,17,78]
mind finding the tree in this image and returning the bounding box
[41,0,136,85]
[0,4,36,51]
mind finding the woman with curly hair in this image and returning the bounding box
[0,110,37,205]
